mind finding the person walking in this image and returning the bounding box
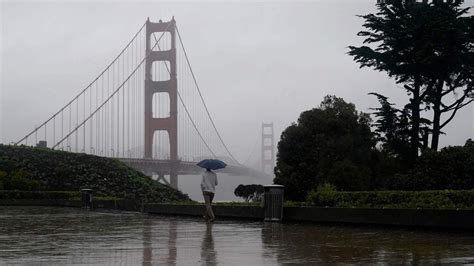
[201,168,218,222]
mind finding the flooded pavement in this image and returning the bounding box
[0,206,474,265]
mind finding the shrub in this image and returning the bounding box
[234,184,264,202]
[0,171,6,190]
[9,170,41,191]
[316,183,337,193]
[306,190,474,209]
[386,139,474,190]
[306,183,338,206]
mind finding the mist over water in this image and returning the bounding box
[160,173,272,202]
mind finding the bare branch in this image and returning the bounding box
[440,94,468,113]
[440,99,473,129]
[404,84,414,93]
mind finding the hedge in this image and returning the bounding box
[0,190,79,200]
[306,189,474,209]
[0,190,122,201]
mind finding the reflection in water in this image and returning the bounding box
[142,219,152,265]
[1,206,474,264]
[166,221,177,265]
[201,223,217,265]
[142,216,178,265]
[261,222,474,264]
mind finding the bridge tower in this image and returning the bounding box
[261,122,275,174]
[144,18,179,189]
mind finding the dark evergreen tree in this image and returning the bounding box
[419,2,473,150]
[274,95,378,201]
[370,93,412,162]
[349,0,473,159]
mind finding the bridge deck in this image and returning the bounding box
[119,158,272,180]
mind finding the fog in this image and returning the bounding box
[1,1,473,201]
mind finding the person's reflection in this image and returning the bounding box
[142,219,153,266]
[200,223,217,265]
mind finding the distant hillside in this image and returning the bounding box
[0,145,190,203]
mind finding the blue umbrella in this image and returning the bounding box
[197,159,227,170]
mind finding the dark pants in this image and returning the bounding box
[202,191,215,221]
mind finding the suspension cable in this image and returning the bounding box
[53,23,170,149]
[16,22,147,145]
[175,25,238,163]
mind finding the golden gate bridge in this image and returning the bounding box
[14,18,272,189]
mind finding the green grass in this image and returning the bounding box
[0,145,192,203]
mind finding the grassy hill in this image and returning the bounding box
[0,145,190,203]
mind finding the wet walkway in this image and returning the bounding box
[0,206,474,264]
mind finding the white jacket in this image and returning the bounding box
[201,170,218,193]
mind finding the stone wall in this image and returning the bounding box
[2,200,473,229]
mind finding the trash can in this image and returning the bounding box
[263,185,284,222]
[81,189,94,209]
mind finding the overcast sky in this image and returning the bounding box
[1,0,473,165]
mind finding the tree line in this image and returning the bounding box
[274,0,473,201]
